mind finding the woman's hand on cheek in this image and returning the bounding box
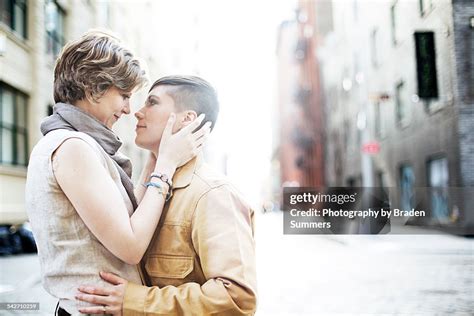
[157,113,211,169]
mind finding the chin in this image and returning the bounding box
[135,138,157,152]
[134,137,145,149]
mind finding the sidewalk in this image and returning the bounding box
[255,211,474,315]
[0,254,56,315]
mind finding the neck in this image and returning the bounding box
[74,99,95,114]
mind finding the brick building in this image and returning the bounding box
[275,1,325,190]
[316,0,473,231]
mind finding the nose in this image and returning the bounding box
[135,107,145,120]
[122,102,131,115]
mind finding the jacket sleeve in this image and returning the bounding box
[123,185,257,316]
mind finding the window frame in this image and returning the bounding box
[399,163,415,211]
[45,0,66,57]
[426,155,450,222]
[390,1,398,46]
[370,27,380,68]
[0,82,29,166]
[419,0,434,17]
[0,0,28,39]
[395,80,409,128]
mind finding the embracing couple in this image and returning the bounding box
[25,30,257,316]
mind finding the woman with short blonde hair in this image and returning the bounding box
[26,30,210,316]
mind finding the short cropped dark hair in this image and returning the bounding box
[149,75,219,131]
[54,30,147,104]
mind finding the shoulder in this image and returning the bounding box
[193,163,229,190]
[52,136,104,174]
[193,165,252,212]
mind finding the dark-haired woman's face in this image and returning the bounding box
[134,85,181,152]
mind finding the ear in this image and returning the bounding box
[85,91,98,106]
[180,111,198,126]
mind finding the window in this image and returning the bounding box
[374,101,386,139]
[45,0,65,57]
[0,82,28,166]
[395,81,408,127]
[0,0,27,38]
[427,157,449,222]
[414,32,439,101]
[399,164,415,211]
[370,28,380,67]
[390,2,398,45]
[419,0,433,16]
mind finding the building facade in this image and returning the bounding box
[275,1,325,191]
[317,0,473,230]
[0,0,153,224]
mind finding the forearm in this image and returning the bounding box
[134,154,157,203]
[126,160,176,264]
[124,279,256,316]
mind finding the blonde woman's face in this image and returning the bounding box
[93,87,132,128]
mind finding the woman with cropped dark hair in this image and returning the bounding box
[25,30,210,316]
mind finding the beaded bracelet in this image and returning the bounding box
[149,172,172,189]
[143,181,172,201]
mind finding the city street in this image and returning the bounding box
[256,211,473,315]
[0,211,472,315]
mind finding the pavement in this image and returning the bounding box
[0,211,473,315]
[255,211,473,316]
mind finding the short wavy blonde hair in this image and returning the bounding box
[53,30,147,104]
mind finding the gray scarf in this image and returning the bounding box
[40,103,138,210]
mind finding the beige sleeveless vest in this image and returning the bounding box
[25,130,141,315]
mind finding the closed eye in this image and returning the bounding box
[147,97,159,106]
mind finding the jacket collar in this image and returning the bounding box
[172,152,204,189]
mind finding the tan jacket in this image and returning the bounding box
[123,155,257,315]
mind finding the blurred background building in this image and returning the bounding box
[0,0,157,225]
[273,0,473,232]
[275,0,325,190]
